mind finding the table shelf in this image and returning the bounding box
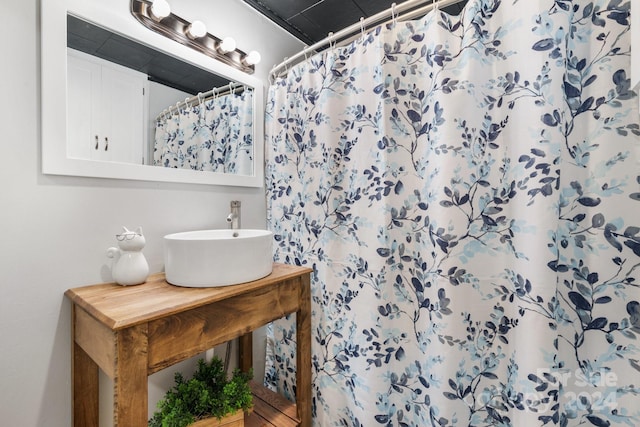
[246,381,300,427]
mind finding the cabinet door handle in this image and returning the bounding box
[95,135,99,150]
[104,137,109,151]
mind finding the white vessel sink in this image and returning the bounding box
[164,229,273,287]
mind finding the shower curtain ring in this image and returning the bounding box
[328,32,336,51]
[434,0,440,13]
[391,3,398,26]
[360,17,366,39]
[270,65,276,83]
[303,46,309,61]
[196,93,204,118]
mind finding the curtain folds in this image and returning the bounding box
[265,0,639,426]
[153,89,253,174]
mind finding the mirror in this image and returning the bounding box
[42,0,264,187]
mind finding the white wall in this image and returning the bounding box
[0,1,301,426]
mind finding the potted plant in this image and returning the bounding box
[149,356,253,427]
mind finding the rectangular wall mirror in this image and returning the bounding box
[42,0,265,187]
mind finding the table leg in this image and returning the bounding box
[239,333,253,373]
[73,341,99,427]
[296,274,312,427]
[114,324,148,426]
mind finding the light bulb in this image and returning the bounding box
[219,37,237,53]
[150,0,171,20]
[245,50,261,66]
[186,20,207,39]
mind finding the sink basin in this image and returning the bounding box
[164,229,273,287]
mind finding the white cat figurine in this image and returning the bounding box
[107,226,149,286]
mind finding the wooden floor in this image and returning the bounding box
[245,382,300,427]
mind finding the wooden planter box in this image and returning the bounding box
[189,410,244,427]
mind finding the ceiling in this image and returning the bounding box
[242,0,468,45]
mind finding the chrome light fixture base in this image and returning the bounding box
[130,0,255,74]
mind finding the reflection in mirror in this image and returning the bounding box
[153,84,253,175]
[66,15,254,176]
[41,0,264,187]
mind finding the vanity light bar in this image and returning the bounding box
[130,0,257,74]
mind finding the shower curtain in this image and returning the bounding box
[153,89,253,174]
[265,0,639,426]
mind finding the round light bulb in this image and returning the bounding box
[219,37,237,53]
[186,20,207,38]
[150,0,171,20]
[245,50,261,66]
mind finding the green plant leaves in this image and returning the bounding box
[149,357,253,427]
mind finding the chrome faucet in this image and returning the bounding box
[226,200,241,229]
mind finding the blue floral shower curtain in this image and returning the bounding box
[153,89,253,174]
[265,0,639,426]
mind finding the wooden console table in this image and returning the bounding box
[65,263,312,427]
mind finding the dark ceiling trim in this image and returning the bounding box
[242,0,315,45]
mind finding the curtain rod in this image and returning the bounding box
[156,83,249,121]
[269,0,461,81]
